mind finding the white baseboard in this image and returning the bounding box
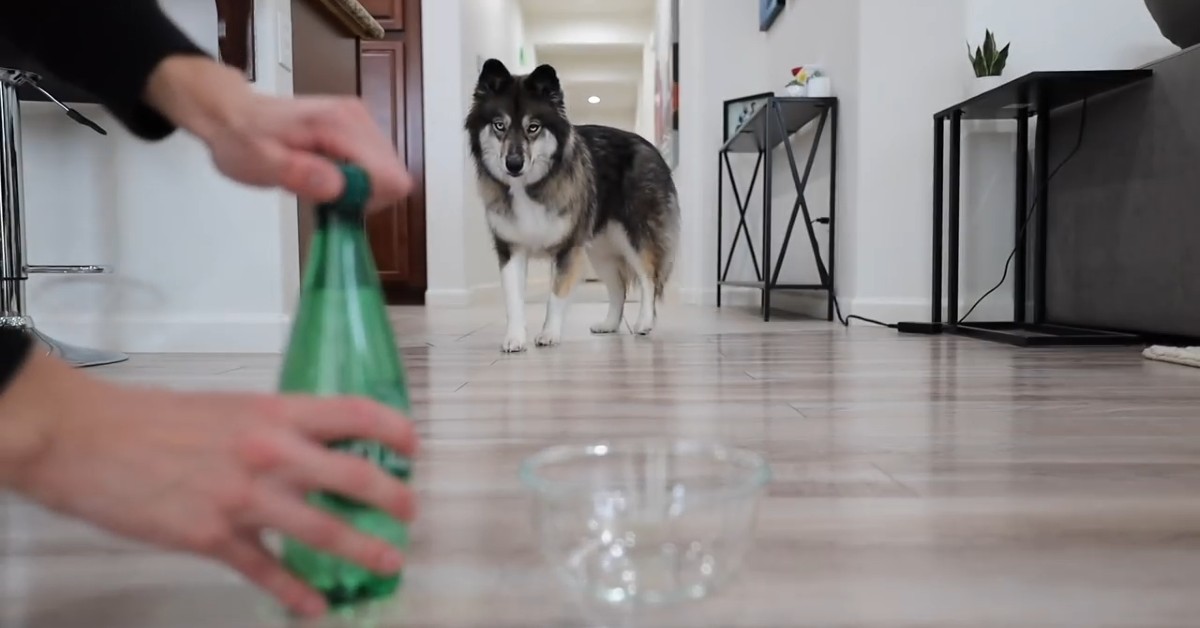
[842,298,929,324]
[32,313,292,354]
[425,278,552,307]
[424,288,473,307]
[677,286,825,317]
[677,288,935,324]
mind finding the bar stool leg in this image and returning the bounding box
[1,69,126,368]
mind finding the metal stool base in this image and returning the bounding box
[33,327,128,368]
[2,68,124,369]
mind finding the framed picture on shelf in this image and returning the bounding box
[760,0,785,31]
[723,92,773,142]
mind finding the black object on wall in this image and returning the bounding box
[1045,45,1200,341]
[760,0,785,31]
[1144,0,1200,50]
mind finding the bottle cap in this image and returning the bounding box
[323,163,372,214]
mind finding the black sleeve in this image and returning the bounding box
[0,0,210,140]
[0,328,33,396]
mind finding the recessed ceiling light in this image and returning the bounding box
[588,96,601,104]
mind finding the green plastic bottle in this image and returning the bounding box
[277,163,412,608]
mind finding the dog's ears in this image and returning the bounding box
[475,58,514,97]
[525,64,564,108]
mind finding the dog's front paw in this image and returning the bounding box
[501,333,528,353]
[633,322,654,336]
[590,321,621,334]
[534,330,561,347]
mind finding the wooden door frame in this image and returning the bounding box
[295,0,426,304]
[384,0,425,304]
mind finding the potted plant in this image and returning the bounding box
[806,67,831,97]
[784,66,809,96]
[968,29,1010,95]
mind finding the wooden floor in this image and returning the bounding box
[5,303,1200,627]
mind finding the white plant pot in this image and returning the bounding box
[806,76,832,97]
[784,83,807,97]
[970,75,1006,98]
[965,75,1009,134]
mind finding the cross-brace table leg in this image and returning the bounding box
[719,150,764,284]
[770,106,831,288]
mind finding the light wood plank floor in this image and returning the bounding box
[5,303,1200,627]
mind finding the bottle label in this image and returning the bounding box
[333,439,412,481]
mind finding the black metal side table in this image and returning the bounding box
[717,96,838,321]
[931,70,1151,346]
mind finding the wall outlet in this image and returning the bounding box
[277,8,293,72]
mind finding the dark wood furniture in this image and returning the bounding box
[361,29,425,304]
[359,0,424,304]
[293,0,425,304]
[360,0,405,29]
[929,70,1152,346]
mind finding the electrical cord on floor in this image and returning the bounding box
[958,98,1090,323]
[804,217,891,327]
[830,290,896,329]
[801,218,895,328]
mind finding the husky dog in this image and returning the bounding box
[465,59,679,353]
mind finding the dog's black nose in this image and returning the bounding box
[504,154,524,175]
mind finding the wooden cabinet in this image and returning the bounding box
[359,22,424,303]
[360,0,404,30]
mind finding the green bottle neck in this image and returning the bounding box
[303,205,379,292]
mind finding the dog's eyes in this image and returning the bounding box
[526,122,541,135]
[492,120,507,132]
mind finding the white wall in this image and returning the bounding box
[847,0,964,319]
[21,0,298,352]
[423,0,541,306]
[675,0,766,306]
[633,38,656,141]
[675,0,1177,323]
[966,0,1174,78]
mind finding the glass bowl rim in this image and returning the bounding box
[518,438,772,501]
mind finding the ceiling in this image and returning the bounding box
[516,0,655,130]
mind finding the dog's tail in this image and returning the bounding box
[621,245,674,303]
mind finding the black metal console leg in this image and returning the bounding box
[762,103,774,321]
[932,116,944,324]
[1014,110,1029,323]
[827,103,838,322]
[717,150,723,308]
[1033,97,1050,324]
[947,110,963,325]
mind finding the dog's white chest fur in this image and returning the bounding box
[487,184,572,252]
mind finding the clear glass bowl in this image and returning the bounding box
[520,439,771,610]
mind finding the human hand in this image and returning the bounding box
[143,55,411,210]
[0,352,417,618]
